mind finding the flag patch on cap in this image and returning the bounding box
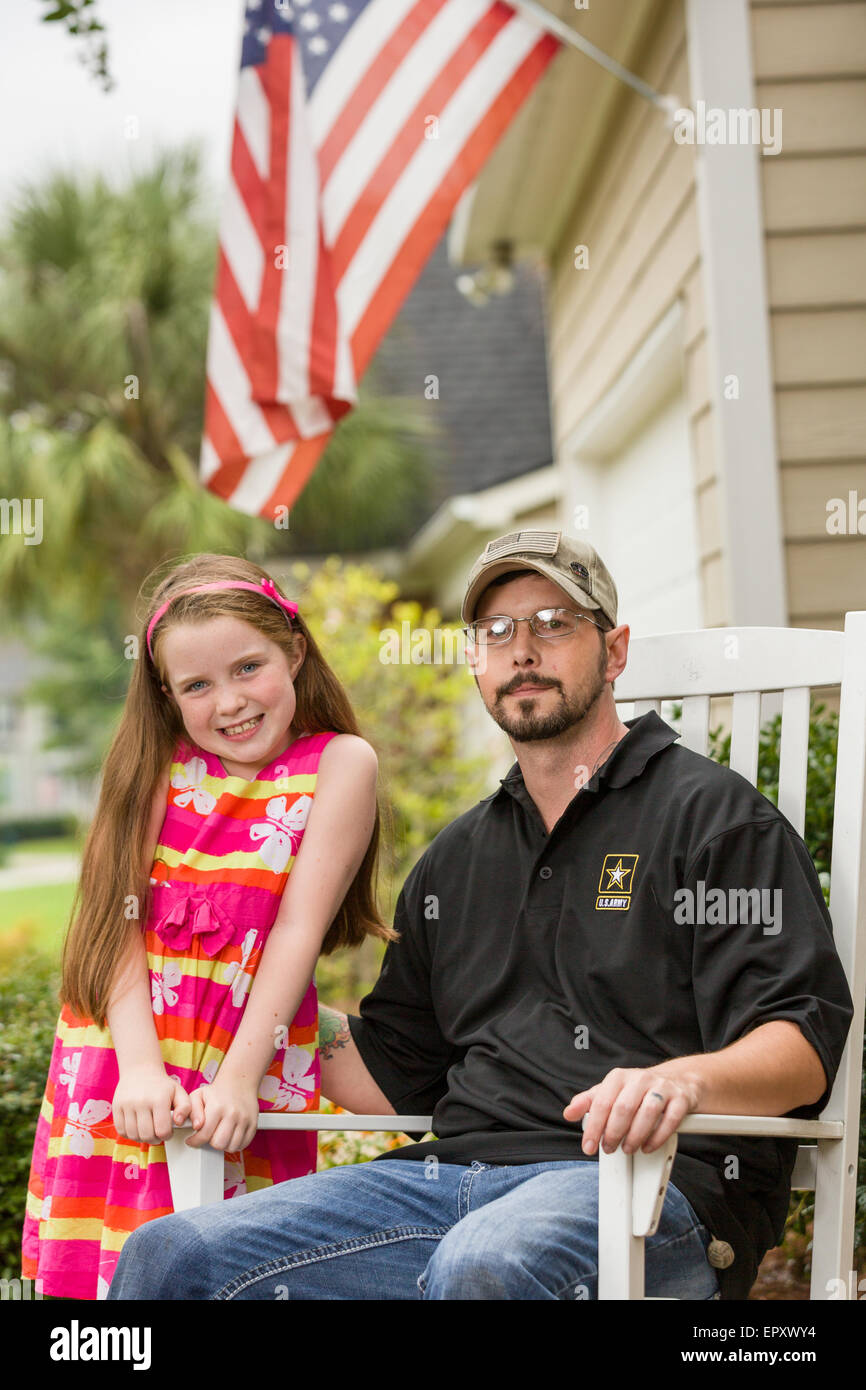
[484,530,560,558]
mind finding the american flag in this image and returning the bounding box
[202,0,560,519]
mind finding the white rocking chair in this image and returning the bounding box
[165,613,866,1301]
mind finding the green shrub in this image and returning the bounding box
[0,951,61,1281]
[703,703,865,1268]
[0,815,80,844]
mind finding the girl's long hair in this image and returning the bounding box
[61,553,396,1027]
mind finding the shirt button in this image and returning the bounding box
[539,866,553,880]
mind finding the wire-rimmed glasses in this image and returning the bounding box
[463,607,604,646]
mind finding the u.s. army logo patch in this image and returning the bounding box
[596,853,639,910]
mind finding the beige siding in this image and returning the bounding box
[752,2,866,76]
[771,309,866,382]
[782,460,866,536]
[547,2,728,625]
[763,155,866,231]
[754,1,866,627]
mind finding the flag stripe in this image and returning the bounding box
[237,67,271,182]
[274,42,328,403]
[230,122,268,253]
[207,304,282,458]
[222,172,265,315]
[253,37,293,404]
[257,434,330,521]
[226,440,295,514]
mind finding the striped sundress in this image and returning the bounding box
[21,728,339,1300]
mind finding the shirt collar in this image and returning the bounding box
[492,710,680,807]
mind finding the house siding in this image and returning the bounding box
[753,0,866,628]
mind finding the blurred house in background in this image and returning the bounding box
[0,640,92,826]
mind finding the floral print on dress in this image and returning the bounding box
[259,1044,316,1111]
[223,929,259,1008]
[58,1051,81,1100]
[151,960,182,1015]
[63,1099,113,1159]
[224,1154,247,1199]
[249,794,313,873]
[171,757,217,816]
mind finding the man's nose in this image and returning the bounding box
[509,622,542,663]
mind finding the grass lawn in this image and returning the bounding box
[0,880,75,965]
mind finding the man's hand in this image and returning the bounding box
[563,1066,704,1155]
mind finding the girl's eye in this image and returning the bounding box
[184,662,260,693]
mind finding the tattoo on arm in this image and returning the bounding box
[319,1005,351,1060]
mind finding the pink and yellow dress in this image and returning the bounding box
[22,729,339,1300]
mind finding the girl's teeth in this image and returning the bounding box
[223,715,262,735]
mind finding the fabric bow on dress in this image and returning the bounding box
[152,890,236,957]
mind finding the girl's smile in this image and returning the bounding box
[219,713,265,739]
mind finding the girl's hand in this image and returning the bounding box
[184,1075,260,1152]
[112,1065,192,1145]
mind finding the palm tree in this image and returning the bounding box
[0,147,261,620]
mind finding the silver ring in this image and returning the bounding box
[649,1091,666,1104]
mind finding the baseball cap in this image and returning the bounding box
[461,529,618,628]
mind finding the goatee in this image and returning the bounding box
[488,658,607,743]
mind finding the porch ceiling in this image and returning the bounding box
[450,0,668,265]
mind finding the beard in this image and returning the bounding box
[486,649,608,743]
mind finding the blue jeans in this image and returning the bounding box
[107,1157,720,1300]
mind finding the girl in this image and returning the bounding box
[21,553,395,1299]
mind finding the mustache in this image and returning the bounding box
[497,675,562,698]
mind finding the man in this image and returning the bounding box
[108,530,853,1300]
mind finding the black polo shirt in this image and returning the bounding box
[348,712,853,1300]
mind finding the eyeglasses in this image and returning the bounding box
[463,608,605,646]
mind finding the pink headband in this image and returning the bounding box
[146,577,299,662]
